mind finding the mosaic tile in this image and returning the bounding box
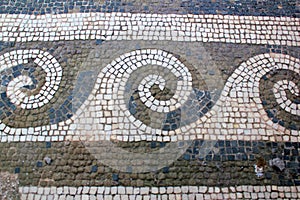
[1,0,298,17]
[0,13,299,46]
[1,48,298,142]
[260,69,300,131]
[0,49,62,109]
[1,140,299,187]
[0,43,91,131]
[0,0,299,198]
[18,185,300,199]
[2,43,299,144]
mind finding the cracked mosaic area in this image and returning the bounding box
[0,0,299,199]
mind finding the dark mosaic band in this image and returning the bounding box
[0,140,299,187]
[0,0,298,17]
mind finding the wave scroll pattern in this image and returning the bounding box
[0,50,299,142]
[214,53,300,141]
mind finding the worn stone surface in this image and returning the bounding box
[0,172,20,200]
[0,140,299,187]
[269,158,286,172]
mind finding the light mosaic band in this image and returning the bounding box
[19,185,300,199]
[0,13,299,46]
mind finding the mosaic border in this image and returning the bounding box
[1,52,299,143]
[1,0,298,17]
[19,185,300,199]
[0,13,299,46]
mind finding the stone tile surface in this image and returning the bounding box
[0,0,299,198]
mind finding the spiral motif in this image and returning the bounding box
[273,80,300,116]
[260,67,300,131]
[80,48,214,172]
[122,49,193,114]
[88,49,213,139]
[228,53,300,132]
[0,50,62,109]
[0,49,63,131]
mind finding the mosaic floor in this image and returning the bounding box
[0,0,299,199]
